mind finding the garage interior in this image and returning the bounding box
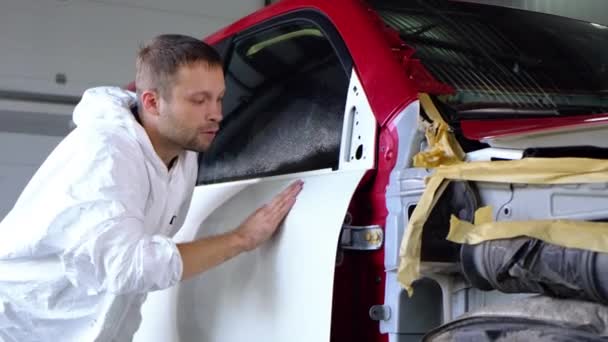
[2,0,605,217]
[1,1,607,341]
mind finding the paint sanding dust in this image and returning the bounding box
[134,169,365,342]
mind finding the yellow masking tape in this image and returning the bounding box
[473,206,493,225]
[448,214,608,254]
[397,157,608,296]
[433,157,608,184]
[413,94,465,168]
[397,176,449,296]
[419,93,447,125]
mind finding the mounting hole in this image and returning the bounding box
[503,207,510,216]
[55,73,67,85]
[353,86,358,92]
[356,121,359,126]
[355,145,363,160]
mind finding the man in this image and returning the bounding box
[0,34,302,341]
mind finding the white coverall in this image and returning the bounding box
[0,87,197,341]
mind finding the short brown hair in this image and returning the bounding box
[136,34,223,100]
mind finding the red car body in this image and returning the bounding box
[170,0,608,340]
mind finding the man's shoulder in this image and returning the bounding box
[70,126,144,162]
[73,123,134,144]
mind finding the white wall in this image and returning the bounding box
[459,0,608,26]
[0,133,63,218]
[0,0,264,219]
[0,0,262,98]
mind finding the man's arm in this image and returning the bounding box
[177,180,303,280]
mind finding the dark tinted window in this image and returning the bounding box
[199,21,349,184]
[370,0,608,117]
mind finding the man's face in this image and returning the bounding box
[157,62,225,153]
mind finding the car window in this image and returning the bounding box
[370,0,608,117]
[198,20,350,184]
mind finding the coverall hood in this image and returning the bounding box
[73,86,167,175]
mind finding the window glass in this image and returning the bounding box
[371,0,608,117]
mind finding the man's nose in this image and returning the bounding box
[208,102,223,123]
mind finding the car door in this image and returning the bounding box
[134,10,377,342]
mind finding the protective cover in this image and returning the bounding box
[461,237,608,304]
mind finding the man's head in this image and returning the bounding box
[136,34,225,155]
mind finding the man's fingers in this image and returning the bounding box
[278,195,298,217]
[278,182,302,206]
[269,184,302,223]
[278,184,301,209]
[280,181,303,202]
[256,180,304,227]
[279,186,300,211]
[268,181,301,208]
[268,181,302,208]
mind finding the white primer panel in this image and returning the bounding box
[135,169,365,342]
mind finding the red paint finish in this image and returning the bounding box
[127,1,423,340]
[343,122,404,342]
[204,0,419,127]
[204,4,421,339]
[335,188,388,340]
[123,2,608,340]
[332,183,387,342]
[461,113,608,140]
[330,118,404,342]
[401,58,455,95]
[203,3,421,340]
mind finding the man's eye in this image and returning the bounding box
[192,99,205,104]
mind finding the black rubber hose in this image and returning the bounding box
[461,237,608,304]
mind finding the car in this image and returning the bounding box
[133,0,608,341]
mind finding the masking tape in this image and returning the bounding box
[413,93,465,168]
[398,156,608,295]
[398,92,608,295]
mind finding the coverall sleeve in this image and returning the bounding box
[58,130,183,295]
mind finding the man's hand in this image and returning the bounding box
[177,180,303,280]
[234,180,304,251]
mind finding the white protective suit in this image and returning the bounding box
[0,87,197,341]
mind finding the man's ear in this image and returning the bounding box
[140,89,160,117]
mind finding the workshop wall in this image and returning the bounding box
[0,0,264,218]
